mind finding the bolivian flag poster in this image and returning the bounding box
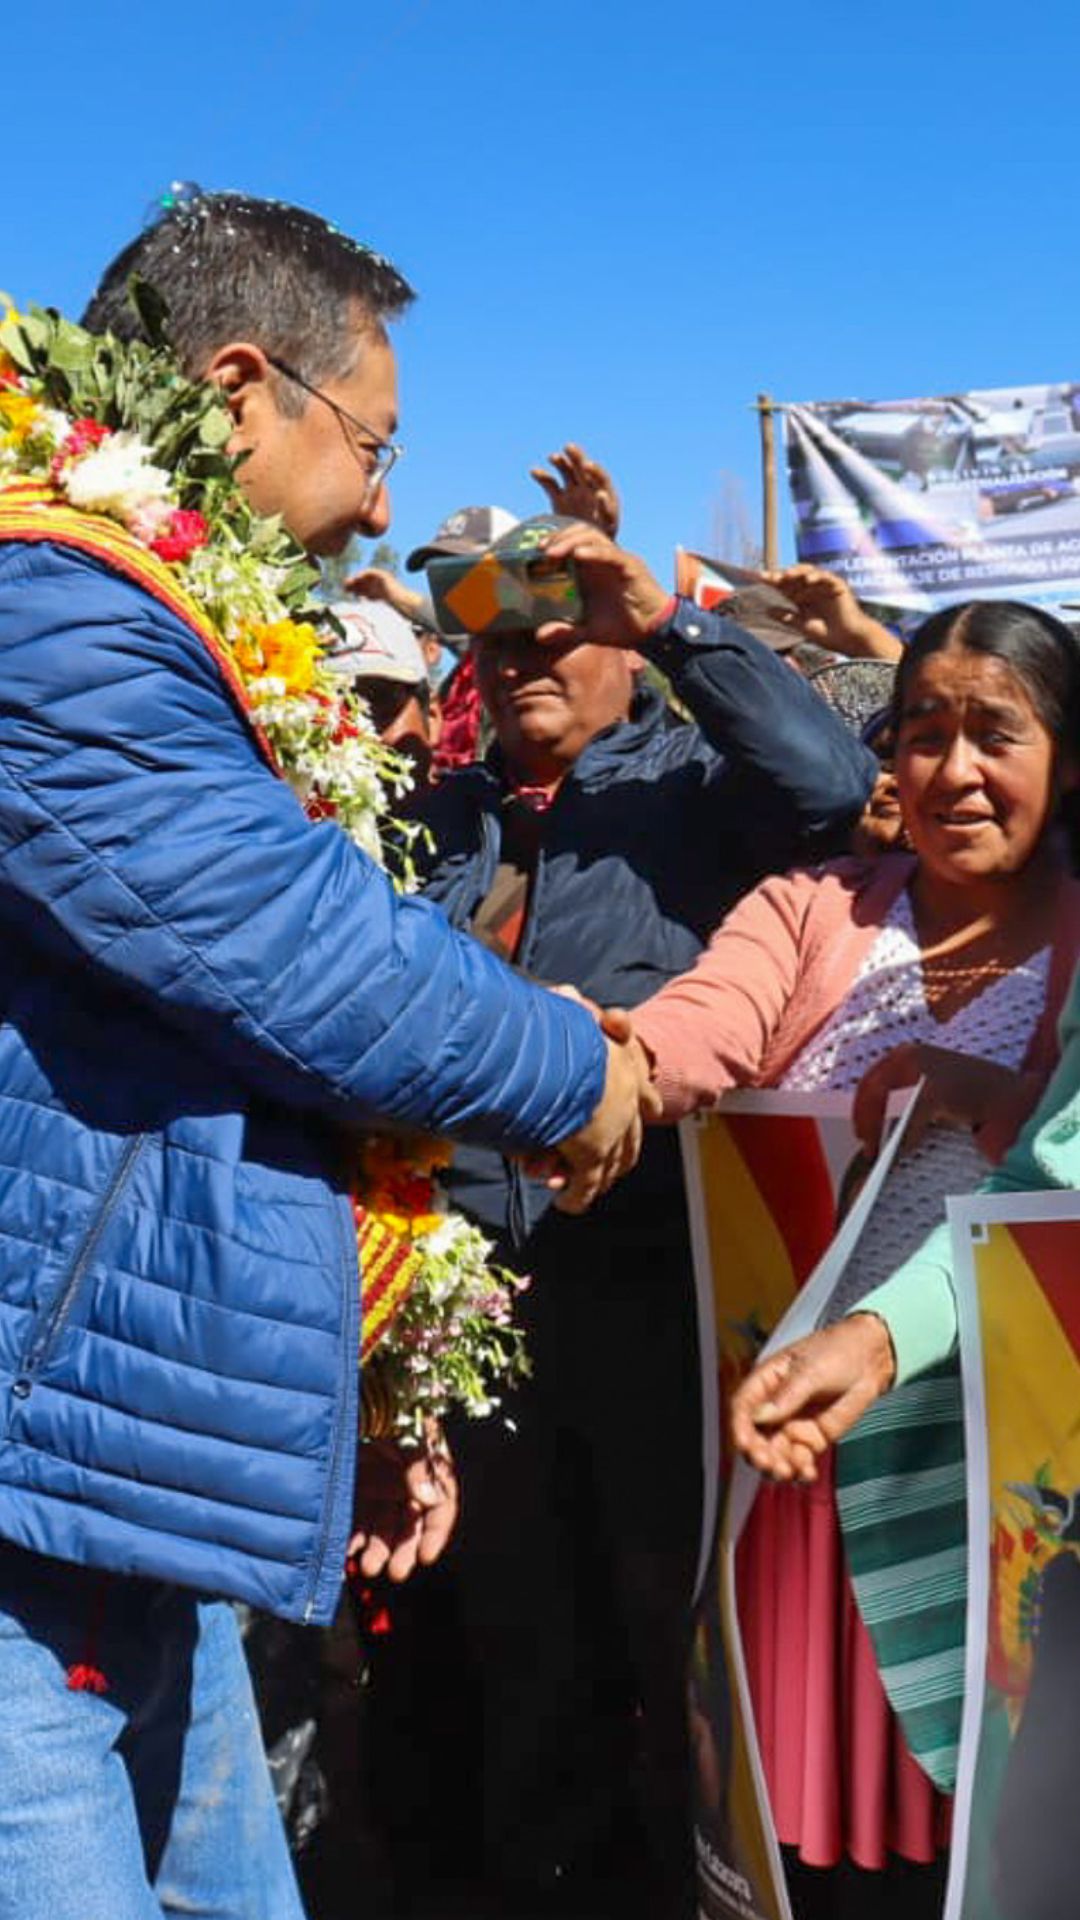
[950,1191,1080,1920]
[681,1092,916,1920]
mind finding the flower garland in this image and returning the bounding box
[0,296,529,1443]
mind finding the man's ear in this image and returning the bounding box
[202,341,274,423]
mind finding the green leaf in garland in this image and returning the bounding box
[127,276,171,351]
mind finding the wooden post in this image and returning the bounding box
[757,392,780,569]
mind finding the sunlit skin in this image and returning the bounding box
[897,648,1068,904]
[471,627,638,788]
[203,321,398,557]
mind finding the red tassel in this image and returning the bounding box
[65,1572,110,1694]
[345,1572,395,1640]
[66,1662,108,1695]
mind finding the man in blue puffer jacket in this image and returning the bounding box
[0,196,650,1920]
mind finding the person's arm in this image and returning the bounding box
[536,521,876,868]
[0,542,607,1156]
[641,598,877,864]
[631,867,811,1118]
[731,989,1080,1478]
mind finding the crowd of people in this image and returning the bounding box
[2,187,1079,1920]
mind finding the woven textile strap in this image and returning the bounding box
[355,1209,423,1364]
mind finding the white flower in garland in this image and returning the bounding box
[64,430,172,519]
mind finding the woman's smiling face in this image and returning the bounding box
[895,645,1065,885]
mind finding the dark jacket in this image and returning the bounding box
[0,541,607,1622]
[415,597,877,1246]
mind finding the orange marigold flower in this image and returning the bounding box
[251,618,321,695]
[231,630,265,679]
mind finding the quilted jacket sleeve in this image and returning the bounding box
[0,542,606,1149]
[644,598,877,868]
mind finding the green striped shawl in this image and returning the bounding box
[836,1359,966,1794]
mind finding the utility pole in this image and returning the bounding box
[757,392,780,569]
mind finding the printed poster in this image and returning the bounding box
[949,1191,1080,1920]
[681,1091,917,1920]
[784,388,1080,613]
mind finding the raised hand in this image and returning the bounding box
[530,443,620,538]
[730,1315,897,1482]
[760,563,902,661]
[345,566,426,624]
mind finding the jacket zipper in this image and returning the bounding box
[304,1196,358,1621]
[13,1132,149,1399]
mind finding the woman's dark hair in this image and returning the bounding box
[893,599,1080,741]
[893,598,1080,864]
[81,191,415,406]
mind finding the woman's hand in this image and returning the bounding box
[853,1040,1022,1157]
[730,1314,897,1481]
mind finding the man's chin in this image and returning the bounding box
[304,527,352,560]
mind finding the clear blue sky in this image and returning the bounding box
[8,0,1080,583]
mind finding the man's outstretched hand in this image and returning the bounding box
[348,1426,459,1582]
[537,1026,661,1214]
[524,1016,660,1214]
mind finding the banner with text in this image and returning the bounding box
[784,387,1080,612]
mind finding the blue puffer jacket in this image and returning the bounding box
[0,542,606,1623]
[417,598,877,1243]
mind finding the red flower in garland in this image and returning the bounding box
[49,417,111,482]
[149,508,210,564]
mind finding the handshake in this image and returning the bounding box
[529,997,662,1214]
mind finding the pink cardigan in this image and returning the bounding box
[632,852,1080,1162]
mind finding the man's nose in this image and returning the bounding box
[358,480,391,539]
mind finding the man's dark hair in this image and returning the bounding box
[82,192,415,411]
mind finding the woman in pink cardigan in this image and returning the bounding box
[631,599,1080,1916]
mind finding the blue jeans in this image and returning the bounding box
[0,1542,306,1919]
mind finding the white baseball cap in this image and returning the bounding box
[327,600,428,687]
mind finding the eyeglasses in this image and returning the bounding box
[265,355,403,499]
